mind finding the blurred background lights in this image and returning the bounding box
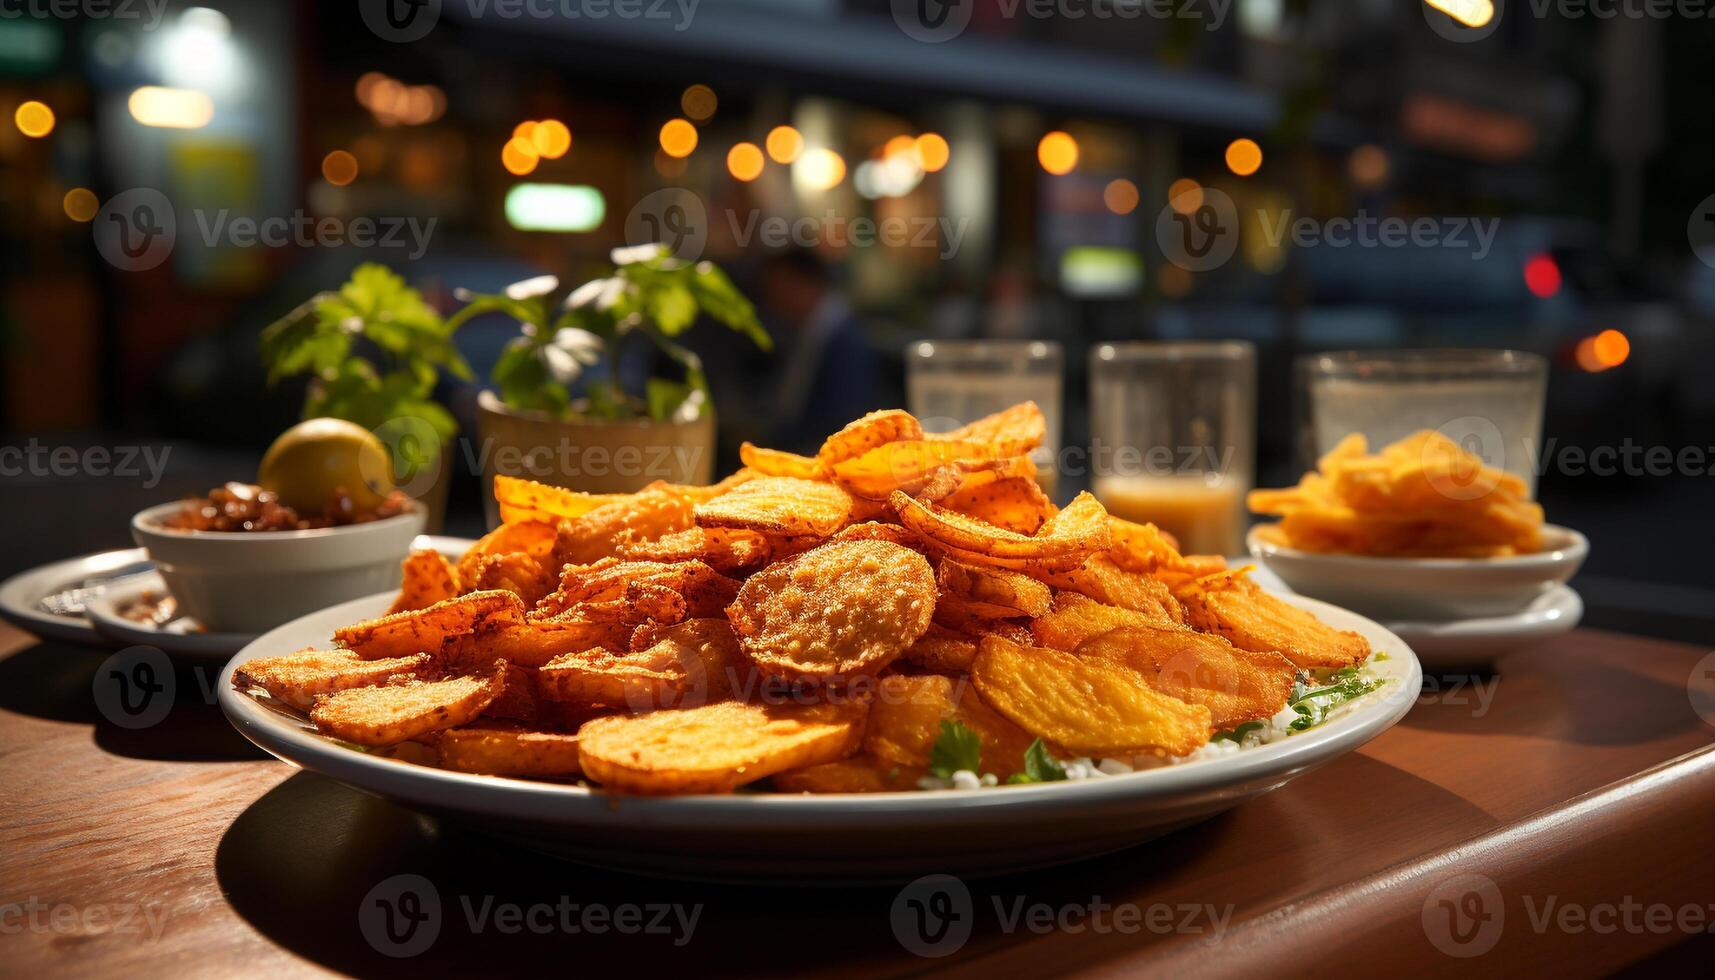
[1425,0,1495,28]
[659,118,698,158]
[1225,138,1262,176]
[915,133,950,172]
[14,100,54,137]
[1037,131,1078,175]
[1523,253,1561,298]
[504,183,606,232]
[795,147,846,191]
[502,137,539,175]
[1167,177,1204,213]
[680,84,717,122]
[161,7,237,93]
[766,125,803,164]
[726,142,764,182]
[62,188,98,222]
[356,72,445,126]
[1348,144,1389,188]
[128,86,214,128]
[321,150,359,186]
[1575,329,1629,372]
[1103,178,1139,215]
[533,119,571,159]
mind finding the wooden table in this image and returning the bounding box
[3,622,1712,978]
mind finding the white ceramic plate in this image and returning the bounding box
[1387,584,1582,669]
[0,536,473,651]
[220,592,1422,882]
[85,571,258,661]
[1248,523,1588,621]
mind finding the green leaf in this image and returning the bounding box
[645,377,691,422]
[689,263,771,351]
[928,720,982,778]
[1005,739,1068,784]
[646,282,698,335]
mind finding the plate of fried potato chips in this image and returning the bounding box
[221,403,1419,880]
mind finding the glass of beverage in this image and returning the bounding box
[1299,349,1547,495]
[906,340,1064,493]
[1088,341,1256,556]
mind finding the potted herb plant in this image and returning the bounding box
[449,244,769,526]
[260,263,470,530]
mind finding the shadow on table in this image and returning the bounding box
[0,638,264,762]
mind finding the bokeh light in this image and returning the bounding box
[533,119,571,159]
[916,133,950,172]
[659,118,698,158]
[15,100,54,137]
[502,137,540,176]
[1592,329,1630,367]
[796,147,846,191]
[1037,131,1078,175]
[766,125,804,164]
[1167,177,1204,214]
[1225,138,1263,177]
[681,84,717,121]
[128,86,214,128]
[727,142,764,182]
[62,188,99,222]
[1103,178,1139,215]
[321,150,359,186]
[1425,0,1494,28]
[1349,144,1389,187]
[1523,253,1561,298]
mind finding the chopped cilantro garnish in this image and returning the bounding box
[1287,666,1382,731]
[1005,738,1068,784]
[1212,720,1266,743]
[928,720,981,778]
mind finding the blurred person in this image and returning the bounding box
[752,248,882,453]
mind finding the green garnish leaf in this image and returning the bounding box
[1006,738,1068,784]
[928,720,981,778]
[1212,720,1266,743]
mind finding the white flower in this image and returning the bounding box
[503,274,560,300]
[610,243,667,266]
[551,327,605,365]
[671,387,706,423]
[564,277,627,312]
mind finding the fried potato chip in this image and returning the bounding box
[900,624,980,673]
[937,559,1052,618]
[390,550,461,614]
[576,698,867,794]
[816,408,925,466]
[456,520,557,589]
[928,401,1046,457]
[555,486,694,567]
[1035,556,1185,621]
[864,674,1036,779]
[468,552,555,607]
[740,442,825,480]
[830,440,1000,500]
[336,590,526,661]
[1075,626,1296,730]
[772,754,924,793]
[972,635,1211,756]
[618,526,773,576]
[466,616,638,670]
[310,661,506,746]
[695,476,853,537]
[1175,570,1370,669]
[481,662,541,723]
[892,490,1111,566]
[233,649,431,710]
[936,475,1056,535]
[1105,518,1220,576]
[437,722,582,777]
[494,475,630,524]
[540,558,738,620]
[539,618,741,711]
[728,539,935,682]
[831,521,923,550]
[1030,592,1181,651]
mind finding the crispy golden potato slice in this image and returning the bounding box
[618,526,773,576]
[437,722,582,777]
[928,401,1046,457]
[467,617,638,670]
[539,558,738,620]
[891,490,1111,566]
[740,442,826,480]
[310,662,506,747]
[772,754,925,793]
[555,486,694,567]
[539,618,741,711]
[576,698,867,795]
[1175,571,1371,670]
[482,662,541,723]
[830,440,1000,500]
[830,521,923,550]
[390,550,462,614]
[817,408,925,466]
[865,674,1036,779]
[971,635,1211,757]
[456,520,558,590]
[493,475,630,524]
[335,590,526,661]
[937,475,1056,535]
[468,552,555,607]
[1035,556,1185,621]
[1030,592,1181,651]
[694,477,853,537]
[233,649,431,710]
[937,559,1052,618]
[900,624,979,673]
[728,539,935,682]
[1075,627,1296,730]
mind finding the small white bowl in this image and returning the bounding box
[1247,523,1587,621]
[131,502,426,634]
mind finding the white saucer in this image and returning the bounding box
[85,570,258,661]
[1384,584,1583,669]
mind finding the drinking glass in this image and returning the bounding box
[1298,349,1547,495]
[1088,341,1256,556]
[906,340,1064,493]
